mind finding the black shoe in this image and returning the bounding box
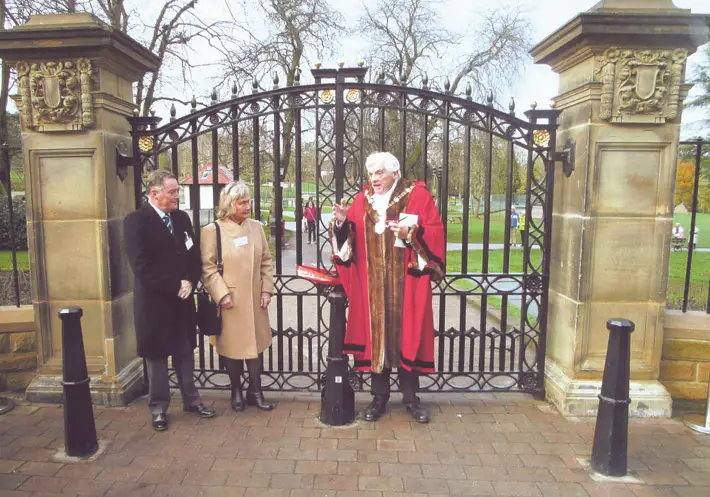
[184,403,217,418]
[246,391,274,411]
[363,395,388,422]
[231,388,246,412]
[151,412,168,431]
[405,401,429,424]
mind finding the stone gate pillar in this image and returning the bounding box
[531,0,710,417]
[0,14,159,404]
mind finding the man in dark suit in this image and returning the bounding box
[124,169,216,431]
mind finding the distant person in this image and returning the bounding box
[673,223,685,239]
[510,206,520,247]
[305,198,318,245]
[692,226,699,249]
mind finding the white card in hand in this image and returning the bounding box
[234,236,248,247]
[394,213,418,248]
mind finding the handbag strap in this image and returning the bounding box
[214,221,223,276]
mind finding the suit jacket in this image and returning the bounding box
[123,203,201,358]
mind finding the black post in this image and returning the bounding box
[60,308,98,458]
[590,318,635,477]
[320,286,355,426]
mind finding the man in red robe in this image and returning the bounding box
[331,152,445,423]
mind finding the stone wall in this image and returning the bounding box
[660,310,710,401]
[0,306,37,391]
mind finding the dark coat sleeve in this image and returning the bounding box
[124,211,182,297]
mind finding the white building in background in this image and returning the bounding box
[181,161,233,226]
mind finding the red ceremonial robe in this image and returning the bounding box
[330,179,445,374]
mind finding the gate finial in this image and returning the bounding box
[190,95,197,111]
[252,78,259,93]
[170,104,176,122]
[444,77,451,94]
[294,68,301,86]
[232,81,238,97]
[465,82,472,100]
[487,90,494,106]
[509,97,516,115]
[272,72,279,89]
[422,72,429,90]
[210,87,218,104]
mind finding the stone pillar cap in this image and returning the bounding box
[589,0,688,13]
[531,10,710,71]
[0,13,159,79]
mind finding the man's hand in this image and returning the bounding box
[332,201,348,224]
[388,222,409,240]
[260,292,271,309]
[178,280,192,299]
[220,294,234,309]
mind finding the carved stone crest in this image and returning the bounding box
[594,48,687,124]
[14,59,94,132]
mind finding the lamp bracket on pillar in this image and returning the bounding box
[116,141,139,181]
[552,137,576,178]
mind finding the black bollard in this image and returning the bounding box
[59,308,98,458]
[590,318,635,477]
[320,286,355,426]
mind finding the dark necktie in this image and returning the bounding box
[162,215,173,235]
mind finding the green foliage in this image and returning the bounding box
[0,193,27,251]
[686,43,710,122]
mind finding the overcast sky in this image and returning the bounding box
[140,0,709,138]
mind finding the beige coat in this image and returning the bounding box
[201,219,274,360]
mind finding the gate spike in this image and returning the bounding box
[170,104,176,121]
[487,90,494,106]
[232,80,238,97]
[190,95,197,111]
[294,68,301,86]
[210,87,218,104]
[422,72,429,90]
[465,82,472,100]
[272,72,279,89]
[509,97,516,115]
[444,77,450,93]
[252,78,259,94]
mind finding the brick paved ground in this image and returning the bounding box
[1,391,709,496]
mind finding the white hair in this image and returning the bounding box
[366,152,400,174]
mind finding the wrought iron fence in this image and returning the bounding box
[675,139,710,314]
[124,66,568,395]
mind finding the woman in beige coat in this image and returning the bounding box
[201,181,275,411]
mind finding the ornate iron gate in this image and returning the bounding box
[124,66,568,397]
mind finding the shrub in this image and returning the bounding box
[0,194,28,251]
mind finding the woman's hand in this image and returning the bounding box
[220,294,234,309]
[260,292,271,309]
[332,201,348,224]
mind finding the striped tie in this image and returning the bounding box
[162,215,173,235]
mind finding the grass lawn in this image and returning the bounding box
[446,213,510,244]
[446,249,710,313]
[0,251,29,271]
[673,212,710,249]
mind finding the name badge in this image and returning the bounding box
[234,236,248,247]
[185,235,194,250]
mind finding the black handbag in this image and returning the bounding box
[196,222,223,336]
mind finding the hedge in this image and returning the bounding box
[0,195,28,250]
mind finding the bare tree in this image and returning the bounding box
[212,0,342,220]
[358,0,531,99]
